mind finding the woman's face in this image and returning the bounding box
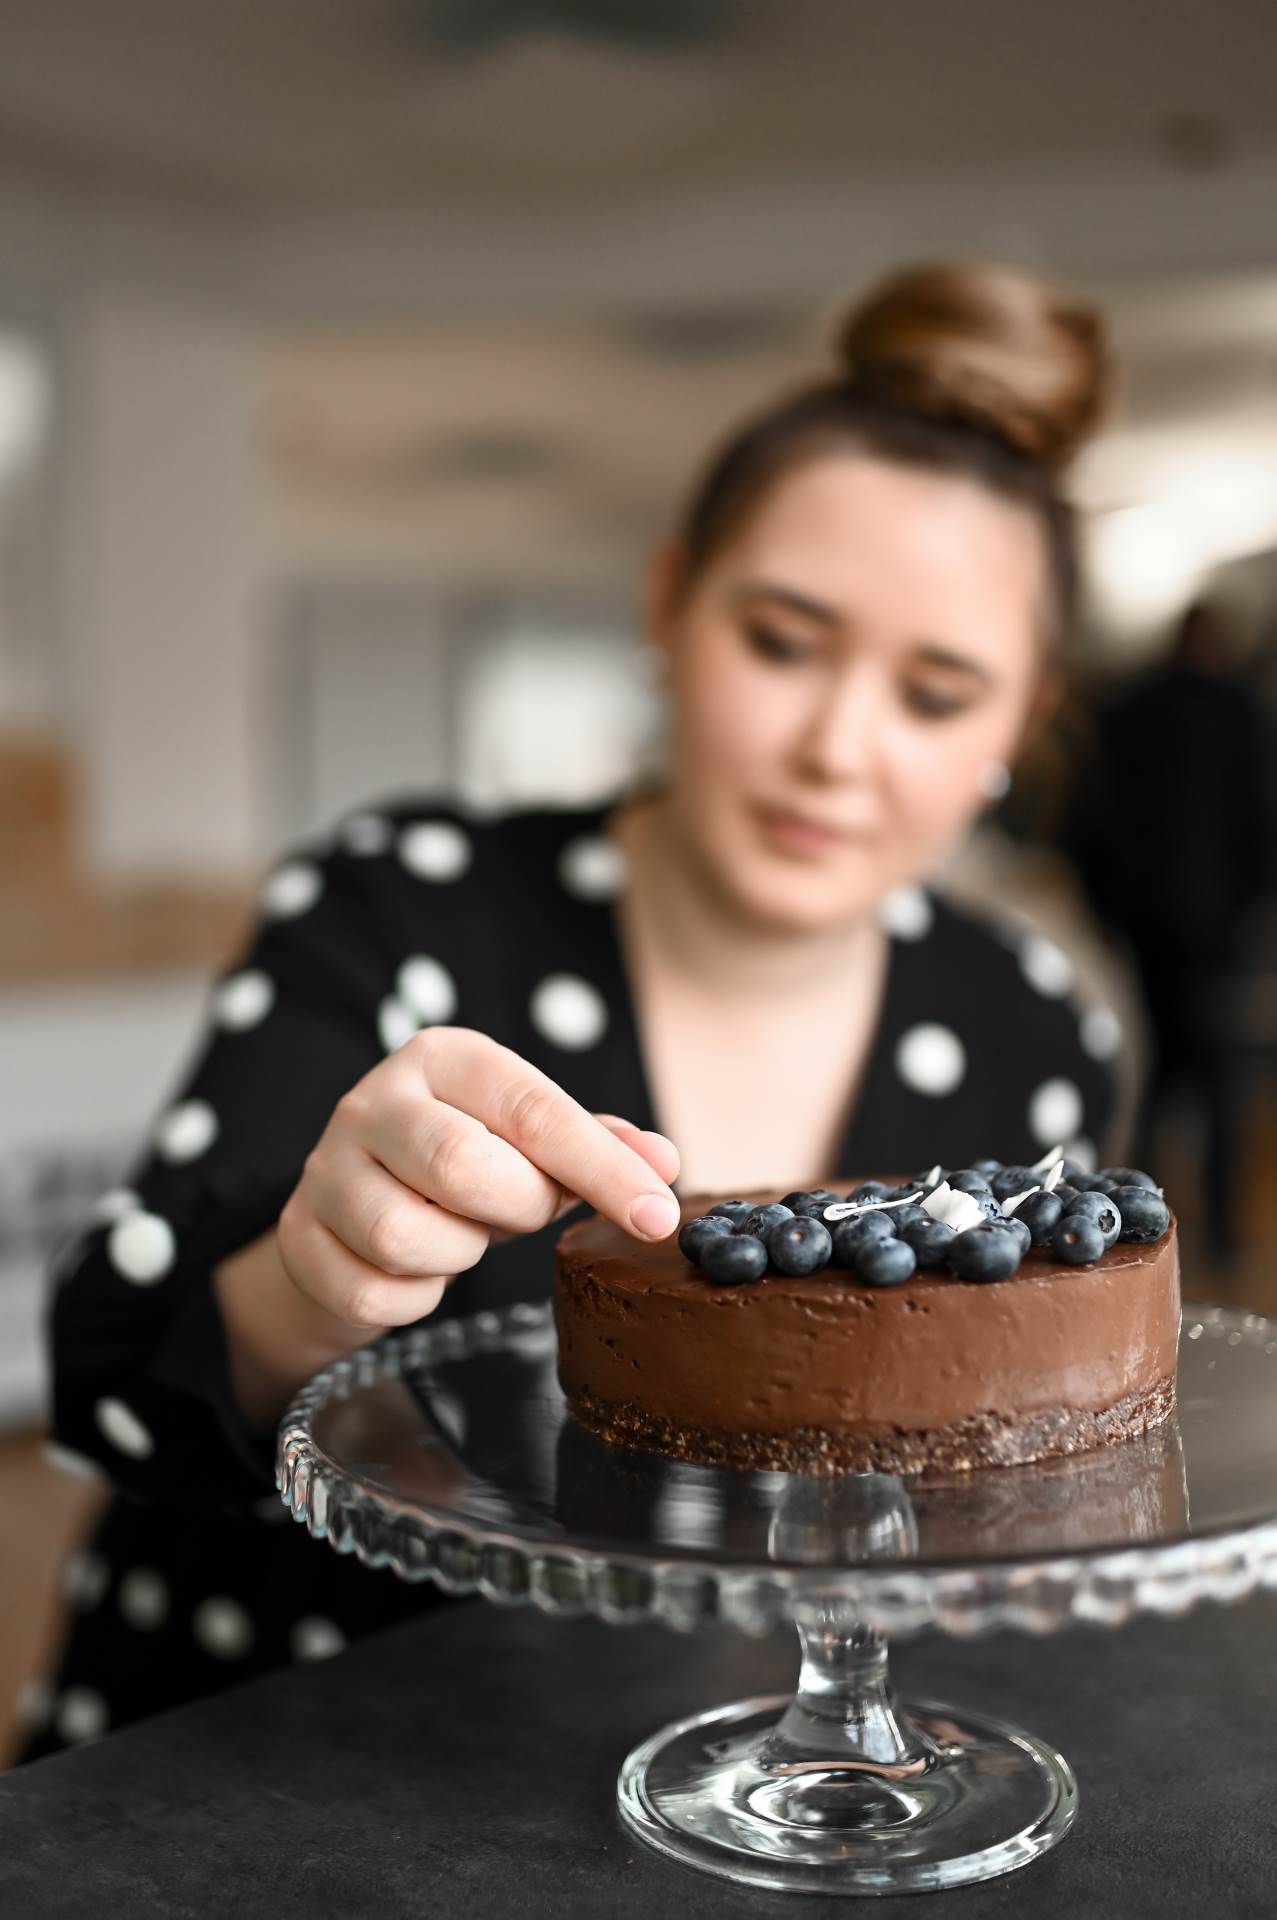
[654,451,1052,933]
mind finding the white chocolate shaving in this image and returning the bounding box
[1032,1144,1066,1175]
[918,1181,987,1234]
[822,1188,923,1223]
[1001,1186,1040,1216]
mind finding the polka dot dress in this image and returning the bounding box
[20,800,1117,1763]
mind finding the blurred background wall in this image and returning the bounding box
[2,0,1276,1755]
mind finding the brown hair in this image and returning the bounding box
[675,262,1112,644]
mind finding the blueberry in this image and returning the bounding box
[889,1203,933,1233]
[1052,1182,1081,1210]
[678,1214,735,1263]
[948,1225,1023,1281]
[900,1218,956,1268]
[808,1188,843,1208]
[1111,1186,1171,1244]
[845,1180,893,1204]
[854,1236,918,1287]
[743,1202,795,1239]
[769,1216,833,1276]
[1059,1160,1089,1187]
[844,1208,898,1241]
[1013,1190,1064,1247]
[699,1232,769,1284]
[1101,1167,1159,1193]
[1002,1214,1032,1256]
[971,1189,1005,1225]
[990,1166,1037,1204]
[1063,1190,1121,1247]
[948,1168,993,1196]
[780,1190,822,1216]
[830,1212,896,1267]
[708,1200,752,1226]
[971,1158,1003,1177]
[1052,1216,1105,1266]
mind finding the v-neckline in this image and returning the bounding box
[588,802,907,1193]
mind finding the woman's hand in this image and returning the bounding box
[215,1028,680,1426]
[278,1025,680,1327]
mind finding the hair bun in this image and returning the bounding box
[834,262,1110,472]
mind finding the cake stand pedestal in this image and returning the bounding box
[278,1303,1277,1897]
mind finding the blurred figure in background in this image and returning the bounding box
[23,262,1123,1757]
[1069,599,1277,1256]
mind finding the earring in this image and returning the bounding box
[978,760,1012,802]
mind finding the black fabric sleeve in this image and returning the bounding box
[47,838,400,1514]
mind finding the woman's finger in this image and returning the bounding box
[309,1139,490,1279]
[281,1205,450,1330]
[361,1085,569,1237]
[399,1030,681,1240]
[594,1115,681,1189]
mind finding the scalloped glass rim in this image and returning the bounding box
[276,1302,1277,1638]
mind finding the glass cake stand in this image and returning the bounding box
[277,1302,1277,1897]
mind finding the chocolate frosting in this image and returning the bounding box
[555,1184,1180,1446]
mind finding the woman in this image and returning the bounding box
[24,261,1119,1755]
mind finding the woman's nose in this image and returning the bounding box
[791,664,885,784]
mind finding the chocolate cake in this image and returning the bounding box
[555,1166,1180,1475]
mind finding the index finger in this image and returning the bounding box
[418,1030,681,1241]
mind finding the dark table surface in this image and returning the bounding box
[2,1585,1275,1919]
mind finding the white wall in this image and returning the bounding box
[60,295,266,881]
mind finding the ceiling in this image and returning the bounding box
[0,0,1273,217]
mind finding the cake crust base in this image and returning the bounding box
[563,1373,1177,1476]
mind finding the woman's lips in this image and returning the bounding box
[752,803,873,858]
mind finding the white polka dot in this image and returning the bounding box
[14,1677,53,1730]
[1020,935,1075,998]
[290,1616,347,1664]
[342,812,392,857]
[155,1098,218,1164]
[42,1442,105,1484]
[214,969,276,1031]
[1080,1005,1123,1060]
[879,884,933,941]
[94,1397,155,1460]
[895,1023,967,1097]
[397,954,457,1025]
[558,833,628,901]
[192,1595,254,1660]
[378,995,418,1054]
[55,1687,108,1745]
[529,974,608,1051]
[62,1550,110,1609]
[89,1187,141,1224]
[118,1567,170,1632]
[398,820,472,882]
[107,1210,175,1286]
[262,860,323,918]
[1029,1077,1084,1147]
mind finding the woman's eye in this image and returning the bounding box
[744,622,814,664]
[903,685,971,720]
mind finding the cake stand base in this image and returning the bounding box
[618,1605,1076,1896]
[618,1692,1076,1896]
